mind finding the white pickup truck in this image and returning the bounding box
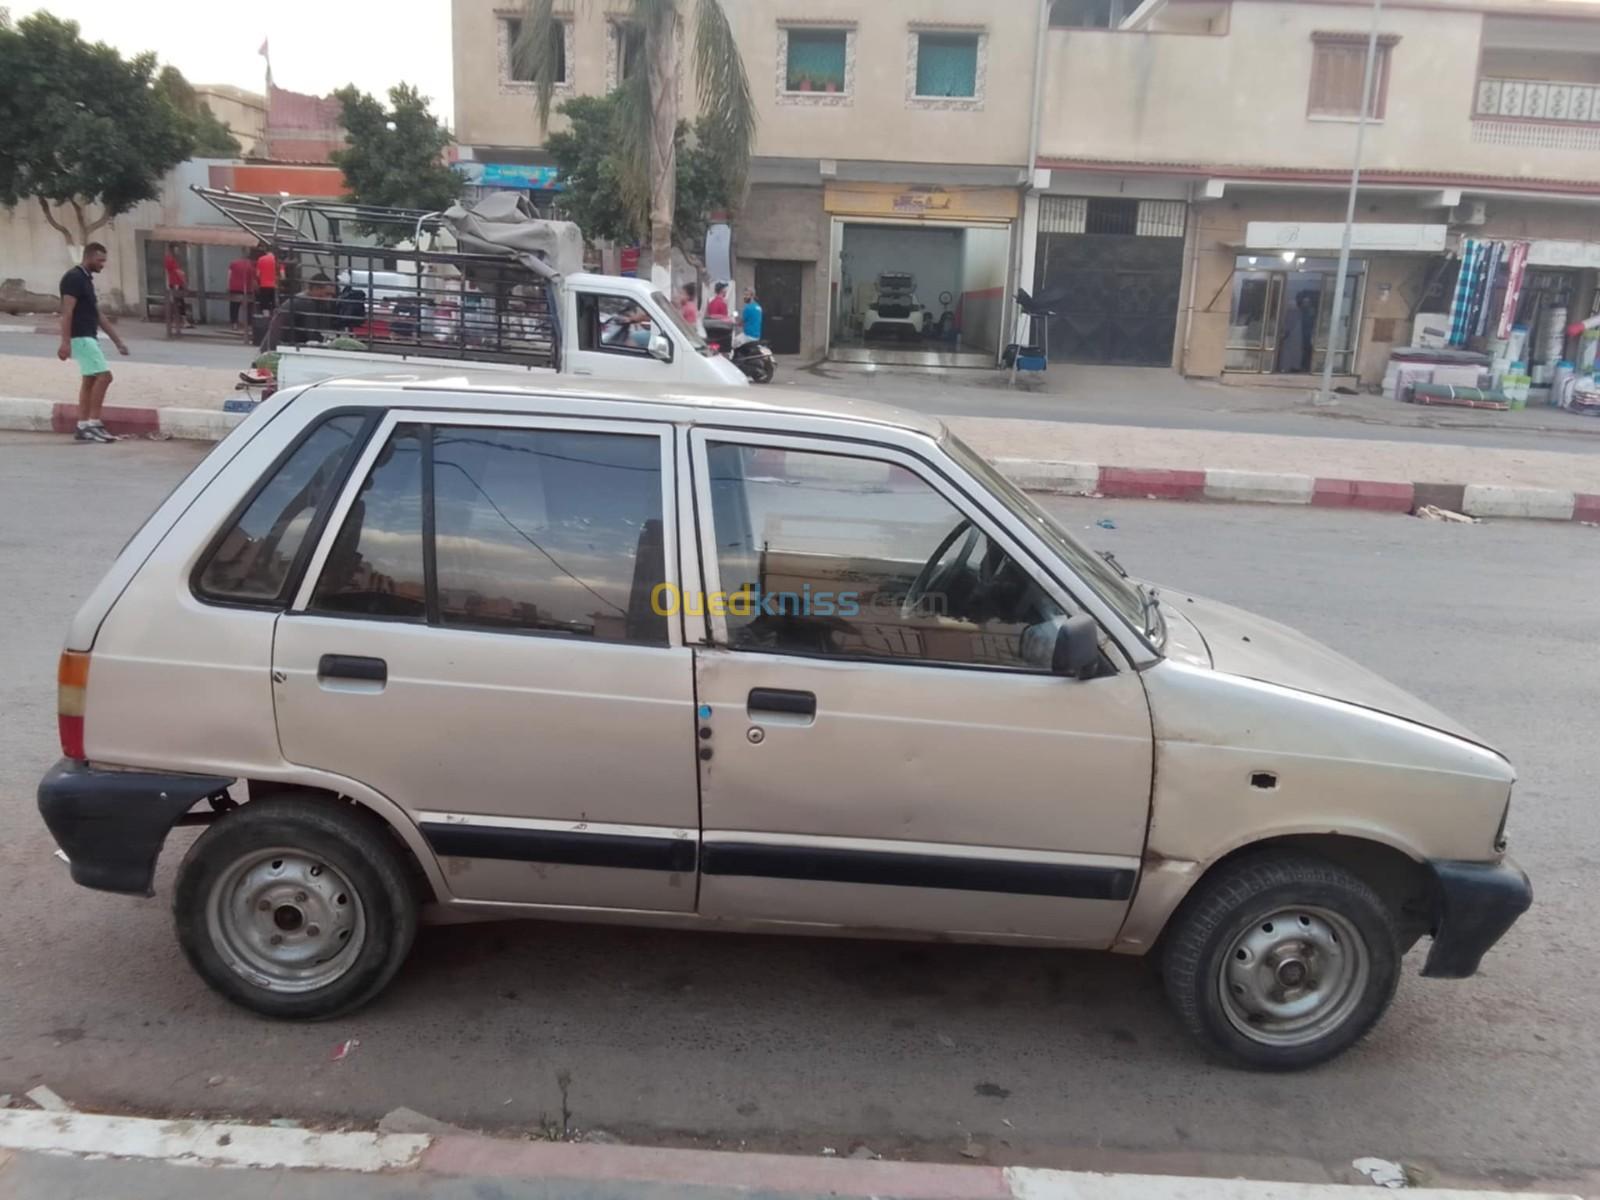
[194,186,746,391]
[275,272,746,390]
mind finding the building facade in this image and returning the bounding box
[1034,0,1600,384]
[452,0,1044,362]
[452,0,1600,377]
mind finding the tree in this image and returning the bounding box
[155,66,241,158]
[0,12,194,244]
[329,83,463,239]
[516,0,754,289]
[544,92,739,268]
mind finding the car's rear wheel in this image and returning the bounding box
[1160,854,1400,1070]
[174,795,417,1019]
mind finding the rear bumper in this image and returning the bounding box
[1421,857,1532,979]
[37,759,234,897]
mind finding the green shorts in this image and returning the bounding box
[70,337,109,377]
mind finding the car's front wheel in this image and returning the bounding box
[174,794,417,1019]
[1161,854,1400,1070]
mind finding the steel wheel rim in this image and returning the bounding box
[1218,905,1370,1048]
[205,846,366,993]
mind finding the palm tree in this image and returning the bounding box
[515,0,754,290]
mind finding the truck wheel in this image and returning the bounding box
[174,795,417,1019]
[1161,854,1399,1070]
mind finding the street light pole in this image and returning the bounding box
[1315,0,1384,406]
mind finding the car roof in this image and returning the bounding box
[309,371,950,440]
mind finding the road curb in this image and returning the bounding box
[0,1109,1581,1198]
[3,400,1594,524]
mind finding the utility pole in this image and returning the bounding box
[1314,0,1384,406]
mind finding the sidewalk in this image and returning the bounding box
[0,1108,1585,1200]
[2,350,1596,520]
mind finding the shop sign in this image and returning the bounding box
[1245,222,1446,253]
[1526,240,1600,269]
[824,182,1018,223]
[455,161,564,191]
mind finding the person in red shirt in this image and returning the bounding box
[705,280,730,321]
[227,252,255,332]
[255,248,280,316]
[163,243,190,337]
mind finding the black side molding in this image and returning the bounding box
[422,822,696,873]
[1421,857,1532,979]
[37,759,234,896]
[702,841,1135,901]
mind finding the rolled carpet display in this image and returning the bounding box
[1409,383,1510,410]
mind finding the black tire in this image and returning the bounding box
[743,356,774,384]
[174,795,418,1020]
[1160,854,1400,1070]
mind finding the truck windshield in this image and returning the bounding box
[652,291,708,353]
[942,433,1150,640]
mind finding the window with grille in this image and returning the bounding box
[914,33,980,98]
[786,29,848,92]
[1308,32,1396,118]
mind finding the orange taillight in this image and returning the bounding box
[58,651,89,760]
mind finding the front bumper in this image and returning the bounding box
[1421,857,1532,979]
[37,758,234,896]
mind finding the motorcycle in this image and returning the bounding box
[706,320,775,384]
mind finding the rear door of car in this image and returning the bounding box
[272,408,699,912]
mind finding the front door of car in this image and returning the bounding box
[272,411,699,912]
[685,432,1153,945]
[566,289,676,382]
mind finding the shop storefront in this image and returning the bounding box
[1031,194,1187,367]
[824,182,1018,368]
[1221,220,1446,381]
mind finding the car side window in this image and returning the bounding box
[704,442,1068,670]
[576,292,658,356]
[432,426,668,644]
[195,413,367,605]
[309,425,427,619]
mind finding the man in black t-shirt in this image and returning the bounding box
[57,242,130,443]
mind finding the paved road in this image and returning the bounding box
[1,432,1596,1191]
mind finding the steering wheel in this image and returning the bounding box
[901,519,978,619]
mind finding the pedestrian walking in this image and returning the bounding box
[227,250,254,332]
[57,242,130,443]
[163,242,191,337]
[255,246,280,321]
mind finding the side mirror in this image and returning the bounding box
[648,332,673,362]
[1052,613,1102,679]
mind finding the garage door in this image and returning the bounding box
[1034,198,1186,367]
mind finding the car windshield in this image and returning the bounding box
[942,433,1154,643]
[652,290,707,353]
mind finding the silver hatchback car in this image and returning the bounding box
[39,376,1530,1069]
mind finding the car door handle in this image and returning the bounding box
[317,654,387,685]
[747,688,816,719]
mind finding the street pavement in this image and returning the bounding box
[1,431,1597,1192]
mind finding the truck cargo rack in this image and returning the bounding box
[191,185,560,371]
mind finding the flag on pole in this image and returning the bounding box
[258,38,269,57]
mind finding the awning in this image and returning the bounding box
[150,224,258,248]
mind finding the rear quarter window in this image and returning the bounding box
[194,413,368,605]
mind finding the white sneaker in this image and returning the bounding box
[85,422,119,442]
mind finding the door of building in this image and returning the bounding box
[1033,233,1185,366]
[754,261,804,355]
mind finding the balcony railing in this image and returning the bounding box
[1475,77,1600,126]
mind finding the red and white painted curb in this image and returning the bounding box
[2,396,1594,524]
[0,1109,1580,1198]
[994,457,1600,524]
